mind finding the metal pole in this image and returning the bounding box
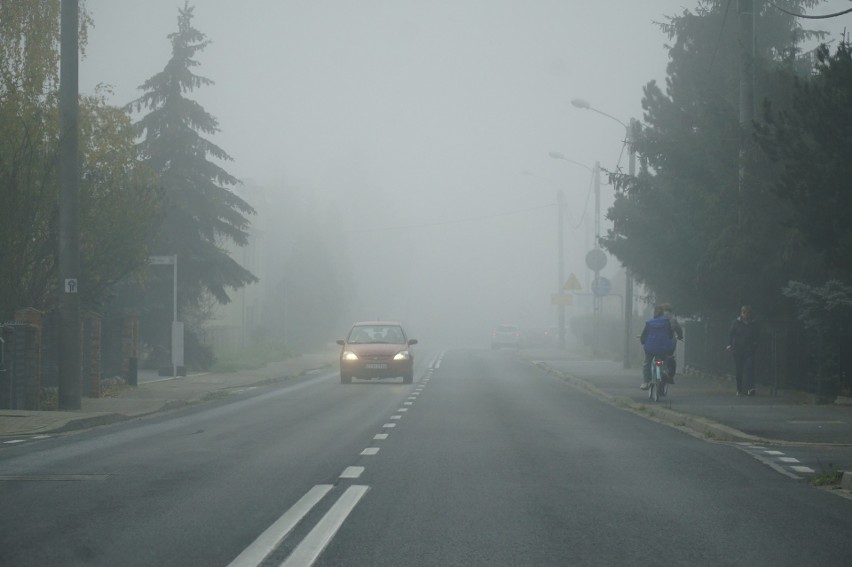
[593,162,601,356]
[173,256,177,379]
[623,120,637,368]
[58,0,81,409]
[557,188,566,350]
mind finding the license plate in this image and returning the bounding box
[365,363,387,369]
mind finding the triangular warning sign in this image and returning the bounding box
[563,273,582,291]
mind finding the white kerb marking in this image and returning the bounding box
[227,484,332,567]
[281,485,369,567]
[360,448,379,456]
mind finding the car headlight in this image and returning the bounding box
[342,350,359,361]
[393,350,411,361]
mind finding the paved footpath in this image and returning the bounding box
[0,350,339,437]
[518,347,852,446]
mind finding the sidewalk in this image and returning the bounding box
[518,347,852,447]
[0,350,339,437]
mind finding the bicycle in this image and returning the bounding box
[648,354,673,402]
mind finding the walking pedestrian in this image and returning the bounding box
[727,305,759,396]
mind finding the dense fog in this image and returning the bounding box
[78,1,847,349]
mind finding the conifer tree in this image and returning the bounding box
[126,1,256,311]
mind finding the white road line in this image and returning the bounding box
[382,423,396,428]
[403,401,413,405]
[398,408,408,412]
[791,465,816,473]
[764,450,784,456]
[778,457,800,463]
[360,448,379,456]
[340,466,364,479]
[3,439,26,444]
[227,484,333,567]
[390,415,402,420]
[280,485,370,567]
[373,433,388,440]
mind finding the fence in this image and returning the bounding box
[0,309,138,410]
[682,317,850,395]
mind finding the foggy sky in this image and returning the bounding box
[79,1,849,345]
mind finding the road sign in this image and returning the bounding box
[149,255,176,265]
[551,293,573,306]
[592,276,611,297]
[585,248,607,272]
[563,273,582,291]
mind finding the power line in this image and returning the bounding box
[710,0,734,69]
[767,1,852,19]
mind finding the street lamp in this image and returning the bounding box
[548,153,604,356]
[572,97,638,369]
[521,170,567,350]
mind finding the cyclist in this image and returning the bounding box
[659,302,683,381]
[639,305,676,390]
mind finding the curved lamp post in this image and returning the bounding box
[548,153,603,356]
[572,98,638,369]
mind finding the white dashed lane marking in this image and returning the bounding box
[340,466,365,479]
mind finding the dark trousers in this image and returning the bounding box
[733,352,755,393]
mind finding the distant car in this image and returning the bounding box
[336,321,418,384]
[491,323,523,349]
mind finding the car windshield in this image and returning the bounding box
[348,325,405,344]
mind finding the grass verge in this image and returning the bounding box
[211,341,293,373]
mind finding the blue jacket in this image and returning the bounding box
[641,316,675,354]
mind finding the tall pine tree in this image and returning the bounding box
[126,2,256,310]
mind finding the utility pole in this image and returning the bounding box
[623,119,637,368]
[738,0,755,226]
[58,0,81,409]
[557,188,566,350]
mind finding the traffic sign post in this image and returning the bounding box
[592,276,611,297]
[149,255,181,378]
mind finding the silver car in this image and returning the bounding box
[491,324,522,349]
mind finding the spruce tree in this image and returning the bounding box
[126,1,256,310]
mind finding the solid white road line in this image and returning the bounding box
[280,485,370,567]
[227,484,333,567]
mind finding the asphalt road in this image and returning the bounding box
[1,348,851,566]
